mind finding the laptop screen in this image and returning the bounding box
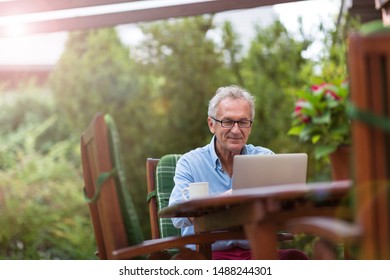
[232,153,308,190]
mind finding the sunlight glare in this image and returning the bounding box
[0,0,343,65]
[6,22,26,37]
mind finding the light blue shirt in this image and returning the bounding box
[169,135,273,251]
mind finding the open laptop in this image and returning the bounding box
[232,153,308,190]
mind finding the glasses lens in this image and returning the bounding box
[221,120,234,128]
[238,120,252,128]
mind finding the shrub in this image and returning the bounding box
[0,91,97,259]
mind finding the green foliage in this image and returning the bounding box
[48,28,154,233]
[242,20,313,149]
[287,9,359,160]
[279,233,345,260]
[136,16,231,152]
[288,79,351,159]
[49,28,142,134]
[233,20,320,179]
[220,21,245,85]
[0,90,96,259]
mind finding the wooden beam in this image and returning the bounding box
[0,0,142,16]
[0,0,300,37]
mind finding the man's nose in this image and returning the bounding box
[230,122,241,132]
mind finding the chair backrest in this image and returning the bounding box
[156,154,182,238]
[80,113,144,259]
[146,158,160,239]
[146,154,181,239]
[348,31,390,259]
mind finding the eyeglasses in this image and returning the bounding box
[210,117,253,128]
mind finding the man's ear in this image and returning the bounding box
[207,117,215,134]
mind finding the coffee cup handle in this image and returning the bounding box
[181,187,190,200]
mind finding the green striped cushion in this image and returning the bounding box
[156,154,182,238]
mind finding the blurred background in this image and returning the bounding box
[0,0,378,259]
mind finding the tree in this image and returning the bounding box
[135,16,233,154]
[49,28,142,134]
[49,28,157,233]
[239,21,313,151]
[220,21,245,85]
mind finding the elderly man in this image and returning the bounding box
[169,85,307,260]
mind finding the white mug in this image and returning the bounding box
[181,182,209,200]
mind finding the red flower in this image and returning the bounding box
[294,99,311,123]
[325,89,340,100]
[310,83,326,91]
[311,83,340,100]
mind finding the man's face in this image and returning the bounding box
[208,97,252,155]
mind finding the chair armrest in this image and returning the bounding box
[111,230,245,260]
[285,216,362,243]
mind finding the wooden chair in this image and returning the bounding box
[146,158,160,240]
[80,113,244,259]
[146,155,182,241]
[286,31,390,260]
[347,30,390,259]
[146,155,182,256]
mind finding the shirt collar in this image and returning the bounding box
[208,135,220,170]
[241,145,248,155]
[208,135,248,170]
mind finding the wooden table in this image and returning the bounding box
[159,180,352,259]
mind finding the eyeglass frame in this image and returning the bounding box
[210,116,253,128]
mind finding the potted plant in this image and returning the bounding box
[288,78,351,161]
